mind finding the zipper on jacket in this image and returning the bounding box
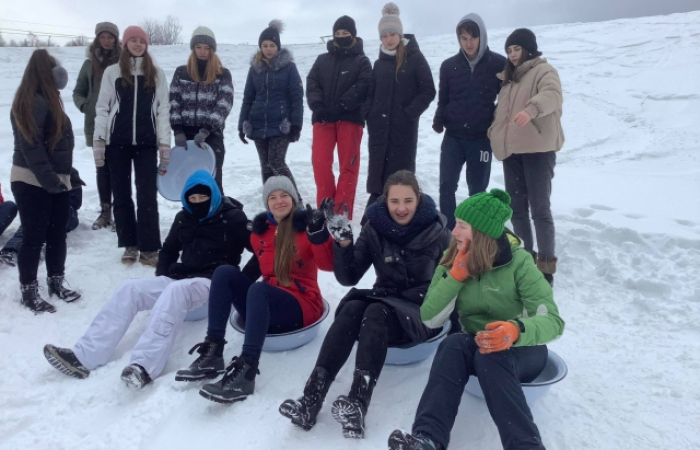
[264,71,269,138]
[132,58,138,146]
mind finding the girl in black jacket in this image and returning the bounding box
[170,26,234,194]
[280,170,450,439]
[307,15,372,220]
[10,49,81,313]
[364,4,436,221]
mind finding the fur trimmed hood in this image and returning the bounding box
[251,207,309,235]
[251,48,294,74]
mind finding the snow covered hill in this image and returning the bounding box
[1,11,699,450]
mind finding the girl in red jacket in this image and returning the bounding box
[177,175,334,404]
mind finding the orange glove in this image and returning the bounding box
[449,240,471,282]
[476,321,520,354]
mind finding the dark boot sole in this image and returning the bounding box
[174,370,224,382]
[23,300,56,314]
[49,292,81,303]
[279,401,315,431]
[199,389,249,405]
[43,346,88,379]
[331,397,365,439]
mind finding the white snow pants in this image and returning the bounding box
[72,276,210,378]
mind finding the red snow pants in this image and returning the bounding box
[311,121,362,220]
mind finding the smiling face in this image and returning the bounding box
[507,45,523,66]
[126,37,146,57]
[98,32,115,50]
[268,190,294,221]
[381,33,401,50]
[260,40,278,59]
[459,32,480,58]
[452,219,473,250]
[387,184,418,226]
[195,44,211,60]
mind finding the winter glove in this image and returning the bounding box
[325,200,353,243]
[194,129,210,148]
[158,146,171,174]
[289,126,301,143]
[93,140,106,167]
[476,321,520,354]
[432,119,444,134]
[305,198,331,234]
[238,127,248,145]
[174,132,187,148]
[449,241,471,282]
[47,182,69,195]
[315,108,330,123]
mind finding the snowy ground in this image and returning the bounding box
[1,11,700,450]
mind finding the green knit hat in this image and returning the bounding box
[454,189,513,239]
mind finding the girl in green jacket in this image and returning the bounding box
[388,189,564,450]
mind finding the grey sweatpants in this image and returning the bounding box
[502,151,556,257]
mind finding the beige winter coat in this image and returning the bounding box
[488,57,564,161]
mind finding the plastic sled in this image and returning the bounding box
[185,303,209,322]
[464,349,568,404]
[229,299,330,352]
[384,322,452,366]
[157,140,217,201]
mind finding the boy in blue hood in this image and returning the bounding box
[43,171,255,389]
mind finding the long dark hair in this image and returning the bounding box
[12,49,66,150]
[503,49,542,83]
[382,170,421,204]
[274,207,297,287]
[90,35,121,79]
[119,46,157,89]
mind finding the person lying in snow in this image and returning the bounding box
[279,170,450,439]
[175,175,334,405]
[387,189,565,450]
[43,170,253,388]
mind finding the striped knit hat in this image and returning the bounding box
[378,3,403,37]
[454,189,513,239]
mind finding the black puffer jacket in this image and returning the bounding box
[365,35,436,194]
[11,94,74,194]
[156,197,253,280]
[306,38,372,126]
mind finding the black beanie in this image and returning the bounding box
[333,16,357,38]
[185,184,211,198]
[259,19,284,49]
[505,28,541,57]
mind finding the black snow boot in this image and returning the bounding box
[21,281,56,313]
[47,275,81,302]
[388,430,443,450]
[331,369,377,439]
[43,344,90,379]
[121,364,153,389]
[175,338,226,382]
[199,356,259,404]
[279,366,334,430]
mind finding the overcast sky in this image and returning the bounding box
[1,0,698,45]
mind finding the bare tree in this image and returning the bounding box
[139,18,161,45]
[160,15,183,45]
[0,33,6,47]
[65,35,89,47]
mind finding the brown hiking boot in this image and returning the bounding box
[121,246,138,264]
[139,251,159,267]
[92,203,113,230]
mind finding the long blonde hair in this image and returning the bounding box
[440,228,499,277]
[186,51,223,84]
[394,40,406,79]
[273,208,297,287]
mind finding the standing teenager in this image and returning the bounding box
[280,170,449,439]
[73,22,121,230]
[388,189,564,450]
[488,28,564,285]
[434,14,506,230]
[10,49,81,313]
[170,26,234,194]
[43,171,252,388]
[238,20,304,198]
[176,176,334,405]
[94,26,171,266]
[307,15,372,220]
[364,3,435,222]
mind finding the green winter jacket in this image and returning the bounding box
[421,232,564,347]
[73,57,99,147]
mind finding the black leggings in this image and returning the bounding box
[315,299,406,380]
[254,137,300,197]
[11,182,70,285]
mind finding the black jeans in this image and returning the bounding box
[182,126,226,194]
[412,333,548,450]
[107,144,161,252]
[315,299,406,380]
[206,265,303,361]
[254,136,300,197]
[0,201,18,236]
[11,182,70,285]
[96,164,112,205]
[502,152,556,257]
[439,135,492,230]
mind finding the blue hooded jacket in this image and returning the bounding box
[181,170,222,221]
